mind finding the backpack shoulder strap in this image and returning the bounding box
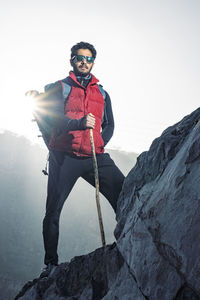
[98,84,106,100]
[98,84,108,124]
[45,80,72,100]
[59,80,72,99]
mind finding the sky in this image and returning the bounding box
[0,0,200,154]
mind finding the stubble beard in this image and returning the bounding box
[73,63,93,77]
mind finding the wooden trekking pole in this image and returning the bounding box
[89,129,106,247]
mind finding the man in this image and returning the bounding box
[28,41,125,277]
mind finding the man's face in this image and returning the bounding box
[71,48,95,77]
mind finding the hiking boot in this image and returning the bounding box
[40,263,57,278]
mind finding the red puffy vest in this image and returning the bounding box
[49,72,105,157]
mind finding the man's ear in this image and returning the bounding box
[70,59,73,67]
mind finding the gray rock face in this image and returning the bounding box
[15,108,200,299]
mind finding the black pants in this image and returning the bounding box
[43,150,125,265]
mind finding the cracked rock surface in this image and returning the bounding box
[16,108,200,299]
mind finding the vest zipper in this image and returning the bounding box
[77,79,87,156]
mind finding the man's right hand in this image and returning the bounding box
[25,90,39,97]
[84,113,95,129]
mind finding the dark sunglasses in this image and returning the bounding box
[72,55,95,64]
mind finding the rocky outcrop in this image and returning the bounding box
[15,108,200,299]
